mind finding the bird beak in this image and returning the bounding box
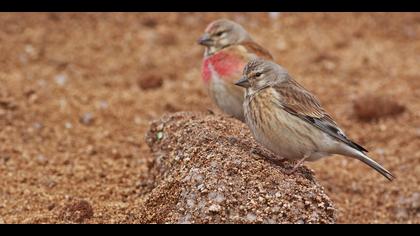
[197,33,212,46]
[235,77,250,88]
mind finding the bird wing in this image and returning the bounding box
[273,77,368,152]
[239,41,274,60]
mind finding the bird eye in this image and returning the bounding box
[216,31,225,37]
[255,72,262,77]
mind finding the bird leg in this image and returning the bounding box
[285,154,310,175]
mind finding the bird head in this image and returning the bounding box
[198,19,252,56]
[236,58,287,90]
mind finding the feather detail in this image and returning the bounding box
[238,41,274,60]
[272,76,368,153]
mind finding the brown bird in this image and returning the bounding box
[235,58,394,181]
[198,19,273,121]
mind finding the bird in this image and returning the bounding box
[235,58,394,181]
[197,19,273,122]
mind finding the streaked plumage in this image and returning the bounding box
[236,58,394,181]
[198,19,273,121]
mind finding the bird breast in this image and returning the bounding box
[201,51,246,84]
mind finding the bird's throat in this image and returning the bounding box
[201,51,245,84]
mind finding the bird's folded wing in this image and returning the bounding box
[273,78,368,153]
[238,41,274,60]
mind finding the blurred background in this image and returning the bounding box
[0,13,419,223]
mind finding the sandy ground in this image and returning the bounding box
[0,13,419,223]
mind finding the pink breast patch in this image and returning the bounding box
[201,51,245,84]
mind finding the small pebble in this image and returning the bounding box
[156,131,164,140]
[55,74,67,86]
[246,213,257,222]
[98,100,108,110]
[33,122,43,130]
[296,219,305,224]
[47,203,56,211]
[36,155,48,165]
[134,116,143,125]
[324,61,336,71]
[65,122,73,129]
[208,204,222,213]
[25,44,35,55]
[86,145,97,155]
[395,207,408,219]
[276,40,288,51]
[415,128,420,138]
[80,112,94,125]
[37,79,47,87]
[45,179,57,189]
[375,148,385,156]
[227,137,238,145]
[410,192,420,208]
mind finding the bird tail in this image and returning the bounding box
[350,150,395,181]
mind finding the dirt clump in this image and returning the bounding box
[353,94,405,121]
[141,112,336,223]
[137,74,164,90]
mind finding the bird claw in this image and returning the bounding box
[284,155,310,175]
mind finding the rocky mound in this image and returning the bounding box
[140,112,336,223]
